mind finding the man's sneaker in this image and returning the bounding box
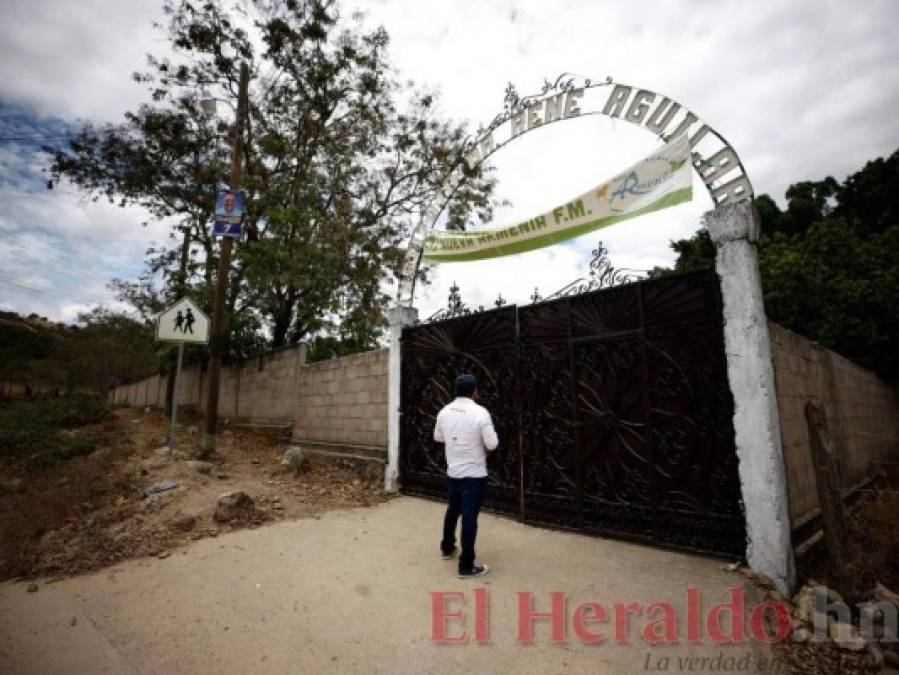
[441,547,456,560]
[458,564,489,578]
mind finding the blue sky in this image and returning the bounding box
[0,101,170,320]
[1,0,898,322]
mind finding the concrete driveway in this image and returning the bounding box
[1,497,773,674]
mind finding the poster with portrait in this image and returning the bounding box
[212,189,245,238]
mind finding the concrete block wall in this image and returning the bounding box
[770,322,899,526]
[293,349,389,448]
[234,347,302,421]
[108,344,389,450]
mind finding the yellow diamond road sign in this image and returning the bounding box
[156,298,209,344]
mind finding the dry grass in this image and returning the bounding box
[0,442,138,579]
[800,465,899,597]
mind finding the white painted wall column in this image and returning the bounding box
[704,200,796,594]
[385,305,419,492]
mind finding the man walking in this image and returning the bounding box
[434,373,499,577]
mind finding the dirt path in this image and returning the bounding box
[0,408,386,580]
[0,497,774,674]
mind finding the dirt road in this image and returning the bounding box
[1,497,773,674]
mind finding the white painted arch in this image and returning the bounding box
[396,74,755,306]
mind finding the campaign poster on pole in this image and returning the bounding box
[212,189,245,238]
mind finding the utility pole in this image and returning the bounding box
[204,61,249,453]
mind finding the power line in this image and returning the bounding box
[0,275,103,306]
[0,133,76,143]
[0,126,129,144]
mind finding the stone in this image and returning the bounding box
[186,460,214,475]
[214,491,255,523]
[282,448,306,474]
[26,583,38,593]
[792,585,817,626]
[251,458,260,465]
[791,617,810,642]
[143,480,181,497]
[169,514,197,532]
[873,582,899,609]
[69,616,77,626]
[153,446,172,457]
[824,586,845,606]
[828,617,867,651]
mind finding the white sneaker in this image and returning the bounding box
[458,563,489,578]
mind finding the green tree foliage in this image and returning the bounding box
[0,310,159,396]
[47,0,495,354]
[0,312,64,390]
[60,308,160,395]
[653,149,899,383]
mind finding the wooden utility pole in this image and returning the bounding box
[204,62,249,452]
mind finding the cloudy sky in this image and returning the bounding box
[1,0,897,324]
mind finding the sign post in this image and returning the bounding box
[170,343,184,452]
[156,298,210,452]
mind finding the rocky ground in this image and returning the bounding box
[0,407,389,580]
[746,569,899,675]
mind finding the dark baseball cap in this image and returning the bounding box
[454,373,478,396]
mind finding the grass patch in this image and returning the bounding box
[0,394,109,470]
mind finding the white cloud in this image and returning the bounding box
[1,0,898,324]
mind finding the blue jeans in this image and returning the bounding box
[441,476,487,573]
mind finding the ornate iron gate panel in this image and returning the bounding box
[399,306,521,516]
[399,271,746,558]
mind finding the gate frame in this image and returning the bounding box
[385,202,796,594]
[385,73,796,593]
[703,200,796,593]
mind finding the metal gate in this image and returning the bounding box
[399,271,746,558]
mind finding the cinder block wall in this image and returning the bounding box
[234,347,302,421]
[108,344,389,449]
[770,322,899,526]
[293,349,389,448]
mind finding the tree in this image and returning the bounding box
[653,149,899,383]
[61,309,160,395]
[47,0,495,354]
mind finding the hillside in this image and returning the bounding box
[0,308,159,397]
[0,311,77,394]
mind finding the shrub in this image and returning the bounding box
[0,394,109,469]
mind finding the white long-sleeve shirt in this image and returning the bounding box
[433,397,499,478]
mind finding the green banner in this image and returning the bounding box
[423,134,693,262]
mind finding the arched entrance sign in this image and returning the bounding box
[386,75,796,594]
[396,74,754,306]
